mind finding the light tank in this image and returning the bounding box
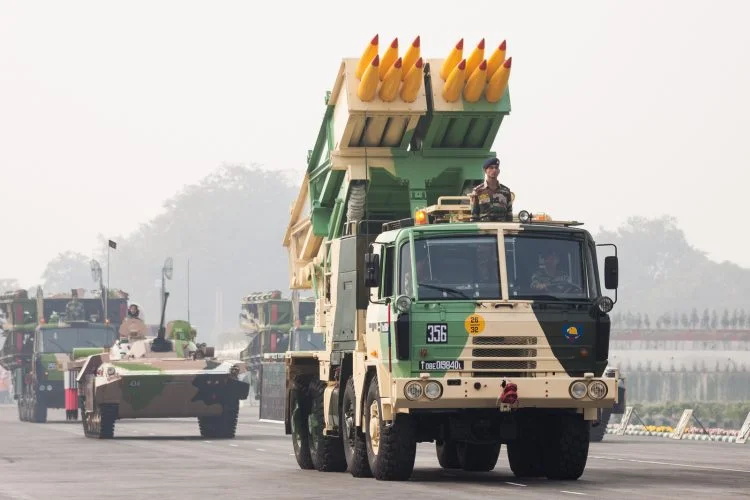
[75,291,250,438]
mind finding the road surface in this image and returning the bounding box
[0,404,748,499]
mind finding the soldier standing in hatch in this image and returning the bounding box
[469,157,513,222]
[65,289,85,321]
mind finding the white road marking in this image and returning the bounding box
[256,448,266,451]
[560,491,586,496]
[505,482,527,487]
[204,440,212,443]
[590,455,750,474]
[229,444,239,447]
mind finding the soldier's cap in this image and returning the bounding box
[483,157,500,170]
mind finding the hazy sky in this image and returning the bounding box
[1,0,749,287]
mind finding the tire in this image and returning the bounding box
[542,414,590,480]
[590,409,611,442]
[30,390,47,423]
[507,416,544,478]
[456,441,501,472]
[435,440,461,469]
[307,379,347,472]
[83,404,117,439]
[341,377,371,477]
[17,398,25,422]
[364,376,417,481]
[290,383,314,470]
[198,400,240,438]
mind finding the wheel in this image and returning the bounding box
[30,390,47,423]
[198,400,240,438]
[590,409,611,442]
[507,415,544,478]
[341,377,372,477]
[17,397,25,422]
[83,404,116,439]
[307,379,347,472]
[364,376,417,481]
[456,441,501,472]
[435,439,461,469]
[542,413,590,480]
[290,382,314,470]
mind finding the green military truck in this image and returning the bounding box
[0,288,126,422]
[280,35,622,481]
[243,292,324,421]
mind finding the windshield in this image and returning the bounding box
[293,328,324,351]
[400,235,501,300]
[38,327,117,353]
[504,234,596,300]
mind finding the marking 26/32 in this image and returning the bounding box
[426,323,448,344]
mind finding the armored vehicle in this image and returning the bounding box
[281,35,622,481]
[75,291,250,438]
[0,288,124,422]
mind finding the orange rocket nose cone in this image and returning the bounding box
[402,35,421,79]
[379,37,399,81]
[356,34,380,79]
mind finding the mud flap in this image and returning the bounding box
[258,360,286,422]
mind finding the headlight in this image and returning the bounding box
[569,381,587,399]
[106,367,117,377]
[395,295,412,314]
[588,380,608,400]
[597,296,614,314]
[518,210,531,223]
[39,385,46,391]
[424,381,443,400]
[404,381,423,400]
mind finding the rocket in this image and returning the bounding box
[356,35,379,79]
[401,36,420,79]
[442,59,466,102]
[357,54,380,101]
[463,59,487,103]
[465,39,485,80]
[379,38,399,81]
[440,38,464,81]
[486,40,507,81]
[485,57,511,103]
[379,57,403,102]
[400,57,423,102]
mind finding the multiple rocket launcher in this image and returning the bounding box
[354,35,512,104]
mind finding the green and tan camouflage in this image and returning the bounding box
[75,294,250,439]
[281,36,622,482]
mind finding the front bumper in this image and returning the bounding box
[392,376,618,411]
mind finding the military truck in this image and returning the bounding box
[74,290,250,438]
[281,35,621,481]
[0,288,126,422]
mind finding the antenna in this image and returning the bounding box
[90,260,102,284]
[187,258,191,324]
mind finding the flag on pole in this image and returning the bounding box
[108,240,117,249]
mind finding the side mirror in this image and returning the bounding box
[604,256,618,290]
[364,253,380,288]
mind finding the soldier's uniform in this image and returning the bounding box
[530,269,572,291]
[65,299,84,321]
[470,181,513,221]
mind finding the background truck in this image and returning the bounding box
[0,287,126,422]
[280,34,621,482]
[244,291,323,421]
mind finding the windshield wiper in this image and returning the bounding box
[418,283,472,299]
